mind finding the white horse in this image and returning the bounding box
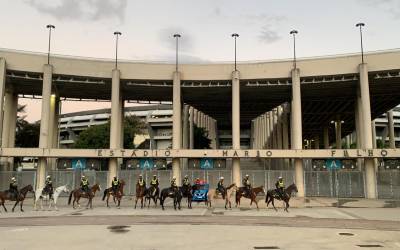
[206,183,237,209]
[34,185,69,211]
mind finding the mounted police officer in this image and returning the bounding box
[150,174,159,196]
[170,176,178,193]
[9,177,18,200]
[137,174,146,188]
[80,175,90,194]
[216,176,226,199]
[242,174,251,197]
[275,176,286,199]
[43,175,54,199]
[111,176,120,195]
[182,175,190,188]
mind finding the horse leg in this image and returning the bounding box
[20,199,25,212]
[106,194,110,208]
[2,201,7,212]
[12,200,19,212]
[141,197,144,209]
[134,197,138,209]
[271,198,277,211]
[285,199,289,212]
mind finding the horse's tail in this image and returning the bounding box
[102,189,107,201]
[68,191,73,205]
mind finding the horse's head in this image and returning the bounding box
[26,185,34,193]
[59,185,69,193]
[120,179,126,186]
[287,183,298,194]
[92,183,101,192]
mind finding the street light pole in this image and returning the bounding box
[356,23,365,64]
[231,33,239,71]
[290,30,298,69]
[173,34,181,72]
[46,24,55,65]
[113,31,122,69]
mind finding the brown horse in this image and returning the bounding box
[265,183,298,212]
[102,180,125,208]
[134,183,146,209]
[0,185,34,212]
[68,183,100,209]
[207,183,237,209]
[235,186,264,209]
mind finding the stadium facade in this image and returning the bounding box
[1,48,400,199]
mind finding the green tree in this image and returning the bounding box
[74,115,145,149]
[15,120,40,147]
[194,125,211,149]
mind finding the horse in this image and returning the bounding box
[134,183,146,209]
[265,183,298,212]
[102,180,125,208]
[159,187,182,210]
[0,184,34,212]
[68,183,100,209]
[235,186,264,209]
[180,185,193,209]
[207,183,236,209]
[144,185,159,208]
[34,185,69,211]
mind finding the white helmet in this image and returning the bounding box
[139,174,143,178]
[278,176,283,179]
[11,177,16,181]
[46,175,51,179]
[81,175,86,179]
[184,175,188,178]
[172,176,176,180]
[220,176,224,180]
[245,174,249,177]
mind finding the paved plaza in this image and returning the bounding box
[1,196,400,249]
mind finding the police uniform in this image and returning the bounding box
[44,176,54,199]
[137,178,146,187]
[111,177,120,194]
[275,178,285,199]
[150,176,159,196]
[80,177,90,193]
[9,178,18,199]
[242,177,251,196]
[217,179,225,199]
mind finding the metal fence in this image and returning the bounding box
[0,170,399,199]
[304,171,365,198]
[377,171,400,199]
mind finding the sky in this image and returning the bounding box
[0,0,399,121]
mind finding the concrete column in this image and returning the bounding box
[277,107,283,149]
[291,68,304,197]
[214,120,219,149]
[335,119,342,149]
[356,93,364,148]
[272,109,278,149]
[48,94,56,150]
[108,69,121,184]
[269,111,274,149]
[37,64,53,190]
[250,120,255,148]
[387,110,395,148]
[182,105,189,149]
[0,59,6,149]
[1,90,17,170]
[315,136,320,149]
[231,70,241,185]
[372,120,377,148]
[254,117,259,148]
[189,107,194,149]
[282,106,289,150]
[359,63,376,199]
[172,71,182,185]
[120,99,124,148]
[266,115,271,149]
[323,127,329,149]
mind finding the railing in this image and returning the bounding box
[0,170,399,199]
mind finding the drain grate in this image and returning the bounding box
[357,244,383,248]
[339,233,354,236]
[254,247,280,249]
[107,225,130,234]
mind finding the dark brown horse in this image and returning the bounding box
[68,183,100,209]
[235,186,264,209]
[0,185,34,212]
[145,185,159,208]
[265,183,298,212]
[134,183,146,209]
[102,180,125,208]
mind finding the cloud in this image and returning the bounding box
[258,25,281,44]
[26,0,128,22]
[158,27,194,53]
[359,0,400,19]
